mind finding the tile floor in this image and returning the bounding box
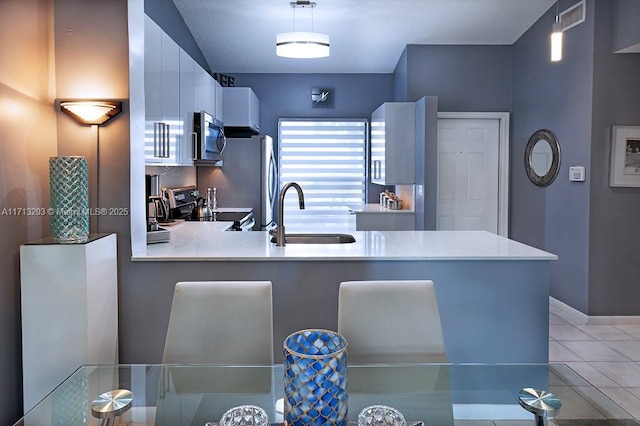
[549,303,640,420]
[454,304,640,426]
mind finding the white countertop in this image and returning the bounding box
[348,204,415,214]
[133,224,557,262]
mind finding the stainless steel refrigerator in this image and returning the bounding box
[200,135,277,230]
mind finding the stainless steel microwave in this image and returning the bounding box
[193,111,226,165]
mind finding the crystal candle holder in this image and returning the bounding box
[218,405,269,426]
[358,405,406,426]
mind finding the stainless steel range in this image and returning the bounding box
[165,186,255,231]
[211,210,255,231]
[166,186,198,220]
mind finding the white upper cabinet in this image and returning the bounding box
[193,62,224,123]
[179,48,195,165]
[193,62,215,117]
[213,79,223,122]
[144,15,181,164]
[222,87,260,137]
[370,102,416,185]
[145,15,221,166]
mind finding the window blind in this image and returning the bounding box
[278,119,367,232]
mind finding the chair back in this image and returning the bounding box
[338,280,448,363]
[162,281,273,364]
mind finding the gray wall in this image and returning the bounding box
[0,1,133,423]
[232,73,394,142]
[403,45,513,111]
[4,2,640,423]
[144,0,210,71]
[613,0,640,52]
[0,2,58,422]
[589,0,640,315]
[511,0,640,316]
[197,73,395,210]
[396,44,513,232]
[393,48,409,102]
[511,0,594,313]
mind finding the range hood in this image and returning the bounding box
[224,125,259,138]
[222,87,260,138]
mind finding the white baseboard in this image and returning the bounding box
[550,297,640,325]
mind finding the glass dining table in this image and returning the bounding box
[13,363,638,426]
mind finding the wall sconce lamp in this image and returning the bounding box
[56,99,123,234]
[60,100,122,125]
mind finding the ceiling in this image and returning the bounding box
[172,0,556,74]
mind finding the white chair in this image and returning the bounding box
[162,281,274,364]
[339,280,453,424]
[338,280,448,363]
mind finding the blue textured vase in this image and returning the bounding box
[284,329,348,426]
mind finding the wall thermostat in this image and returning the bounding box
[569,166,586,182]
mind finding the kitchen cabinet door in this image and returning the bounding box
[194,62,215,116]
[222,87,260,135]
[179,48,195,165]
[144,15,182,165]
[370,102,416,185]
[355,212,415,231]
[144,15,163,164]
[213,78,223,122]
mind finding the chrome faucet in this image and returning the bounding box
[276,182,305,246]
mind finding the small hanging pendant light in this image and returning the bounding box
[550,1,563,62]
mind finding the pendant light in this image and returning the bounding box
[276,1,330,59]
[550,1,563,62]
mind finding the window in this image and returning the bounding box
[278,119,367,232]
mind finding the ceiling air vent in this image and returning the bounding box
[560,0,585,31]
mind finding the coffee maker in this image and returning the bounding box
[145,174,169,231]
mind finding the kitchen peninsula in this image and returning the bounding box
[133,229,556,364]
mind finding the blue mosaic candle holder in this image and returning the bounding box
[284,329,348,426]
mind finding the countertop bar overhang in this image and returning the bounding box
[132,229,557,261]
[128,228,556,365]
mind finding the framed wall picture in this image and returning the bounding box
[610,126,640,187]
[311,87,334,108]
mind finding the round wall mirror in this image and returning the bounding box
[525,129,561,186]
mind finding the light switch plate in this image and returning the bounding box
[569,166,585,181]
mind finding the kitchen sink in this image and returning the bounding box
[270,233,356,244]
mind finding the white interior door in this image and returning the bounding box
[437,118,500,233]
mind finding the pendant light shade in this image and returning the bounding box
[550,21,563,62]
[276,31,330,58]
[276,1,330,59]
[550,1,563,62]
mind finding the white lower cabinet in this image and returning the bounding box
[354,212,416,231]
[20,234,118,412]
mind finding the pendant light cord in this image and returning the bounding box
[292,3,296,31]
